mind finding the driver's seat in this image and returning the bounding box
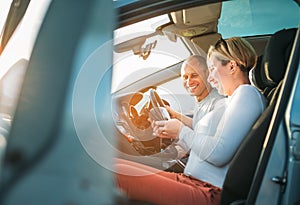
[220,28,297,205]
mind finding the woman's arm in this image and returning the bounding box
[179,86,265,166]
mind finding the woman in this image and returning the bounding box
[115,37,266,205]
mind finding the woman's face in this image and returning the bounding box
[207,54,230,96]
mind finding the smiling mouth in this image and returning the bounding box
[188,85,198,92]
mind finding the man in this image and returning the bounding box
[161,54,225,158]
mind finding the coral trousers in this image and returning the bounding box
[115,158,221,205]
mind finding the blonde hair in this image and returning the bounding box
[207,37,257,72]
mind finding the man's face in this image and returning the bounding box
[181,60,208,99]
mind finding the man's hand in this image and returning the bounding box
[165,105,177,119]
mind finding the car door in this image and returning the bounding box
[0,0,118,204]
[248,26,300,205]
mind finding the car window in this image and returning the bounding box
[0,1,11,32]
[0,0,51,137]
[112,14,191,93]
[219,0,299,38]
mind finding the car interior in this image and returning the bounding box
[0,0,299,204]
[112,1,300,204]
[114,27,299,205]
[113,2,267,160]
[116,3,297,204]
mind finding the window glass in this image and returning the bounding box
[219,0,300,38]
[112,14,191,93]
[0,0,51,138]
[0,59,27,136]
[0,0,11,35]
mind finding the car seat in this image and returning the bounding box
[220,28,297,205]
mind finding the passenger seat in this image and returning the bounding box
[220,27,297,205]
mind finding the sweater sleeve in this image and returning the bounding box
[177,98,226,153]
[176,93,226,153]
[179,85,266,167]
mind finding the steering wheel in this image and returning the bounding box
[115,90,174,156]
[149,89,170,121]
[149,88,166,108]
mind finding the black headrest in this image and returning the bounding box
[260,28,297,88]
[251,55,265,91]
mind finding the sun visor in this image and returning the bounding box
[191,33,222,53]
[162,2,222,38]
[171,2,222,26]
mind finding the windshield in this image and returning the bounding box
[112,14,191,93]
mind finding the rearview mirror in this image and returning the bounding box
[114,28,177,60]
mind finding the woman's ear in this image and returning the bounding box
[229,60,237,73]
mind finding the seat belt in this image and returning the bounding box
[0,0,31,55]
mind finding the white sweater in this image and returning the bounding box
[179,85,266,188]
